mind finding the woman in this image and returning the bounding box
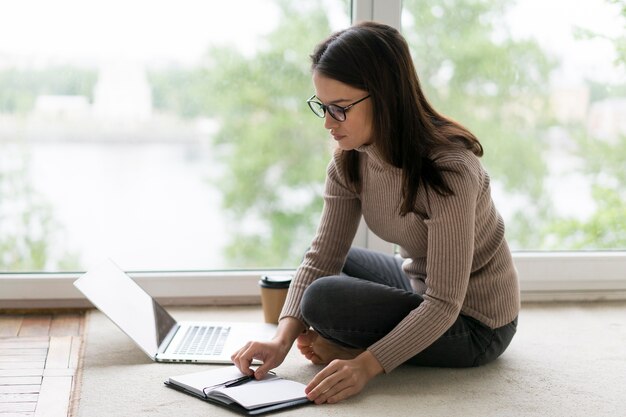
[231,21,519,405]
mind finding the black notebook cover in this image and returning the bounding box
[164,380,312,416]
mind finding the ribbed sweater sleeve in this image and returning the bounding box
[280,152,362,323]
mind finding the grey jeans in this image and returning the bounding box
[300,247,517,368]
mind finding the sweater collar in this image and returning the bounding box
[355,143,395,170]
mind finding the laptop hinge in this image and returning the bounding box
[156,324,180,358]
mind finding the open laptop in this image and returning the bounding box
[73,259,277,363]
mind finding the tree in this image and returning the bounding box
[401,0,558,248]
[149,0,624,267]
[151,0,555,263]
[0,67,92,271]
[0,150,80,271]
[151,1,342,267]
[543,0,626,249]
[208,3,340,267]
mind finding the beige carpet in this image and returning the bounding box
[75,302,626,417]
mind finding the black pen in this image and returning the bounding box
[224,375,255,388]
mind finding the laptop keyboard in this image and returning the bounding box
[174,325,231,356]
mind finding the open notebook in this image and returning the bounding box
[165,366,311,415]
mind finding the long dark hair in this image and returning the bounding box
[310,21,483,215]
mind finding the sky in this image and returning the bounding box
[0,0,623,81]
[504,0,624,85]
[0,0,347,66]
[0,0,284,65]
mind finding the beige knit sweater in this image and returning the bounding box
[280,143,520,373]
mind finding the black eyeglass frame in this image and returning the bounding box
[306,94,371,122]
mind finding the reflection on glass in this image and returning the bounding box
[402,0,625,251]
[0,0,350,272]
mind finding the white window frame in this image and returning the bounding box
[1,0,625,309]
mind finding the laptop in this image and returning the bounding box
[73,259,277,363]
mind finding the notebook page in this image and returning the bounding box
[167,366,245,396]
[214,379,307,409]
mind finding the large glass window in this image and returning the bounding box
[3,0,624,278]
[0,0,350,272]
[402,0,625,251]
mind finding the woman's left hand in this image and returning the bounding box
[305,350,384,404]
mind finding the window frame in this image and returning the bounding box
[1,0,624,309]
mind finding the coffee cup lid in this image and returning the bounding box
[259,275,291,288]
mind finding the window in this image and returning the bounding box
[0,0,350,273]
[2,0,625,307]
[401,0,625,251]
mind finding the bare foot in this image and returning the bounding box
[296,329,363,365]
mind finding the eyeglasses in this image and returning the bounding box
[306,94,371,122]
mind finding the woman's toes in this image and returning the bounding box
[296,329,318,348]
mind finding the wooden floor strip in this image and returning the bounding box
[0,370,44,378]
[17,318,51,338]
[0,318,23,338]
[67,338,81,371]
[0,357,47,364]
[0,363,45,371]
[0,385,40,394]
[0,393,39,402]
[0,311,85,417]
[0,377,42,386]
[49,316,81,338]
[45,338,72,370]
[42,369,74,378]
[0,340,50,349]
[0,413,35,417]
[0,349,48,356]
[33,376,72,417]
[0,402,37,412]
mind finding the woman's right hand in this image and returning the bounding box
[230,317,306,379]
[230,338,291,379]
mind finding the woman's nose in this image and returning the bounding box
[324,113,338,129]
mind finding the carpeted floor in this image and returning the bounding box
[75,302,626,417]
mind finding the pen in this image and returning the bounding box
[224,375,255,388]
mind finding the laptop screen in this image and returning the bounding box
[74,259,177,358]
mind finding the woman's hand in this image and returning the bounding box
[230,338,291,379]
[231,317,306,379]
[305,350,384,404]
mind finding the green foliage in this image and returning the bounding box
[150,0,625,260]
[403,0,556,248]
[2,0,623,272]
[205,3,335,267]
[0,67,96,114]
[543,132,626,249]
[0,67,90,270]
[0,149,81,271]
[151,1,339,267]
[540,0,626,250]
[544,185,626,249]
[577,0,626,66]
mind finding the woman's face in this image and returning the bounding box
[312,72,373,151]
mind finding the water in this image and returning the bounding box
[4,137,604,272]
[26,141,231,270]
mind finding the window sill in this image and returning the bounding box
[1,252,625,309]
